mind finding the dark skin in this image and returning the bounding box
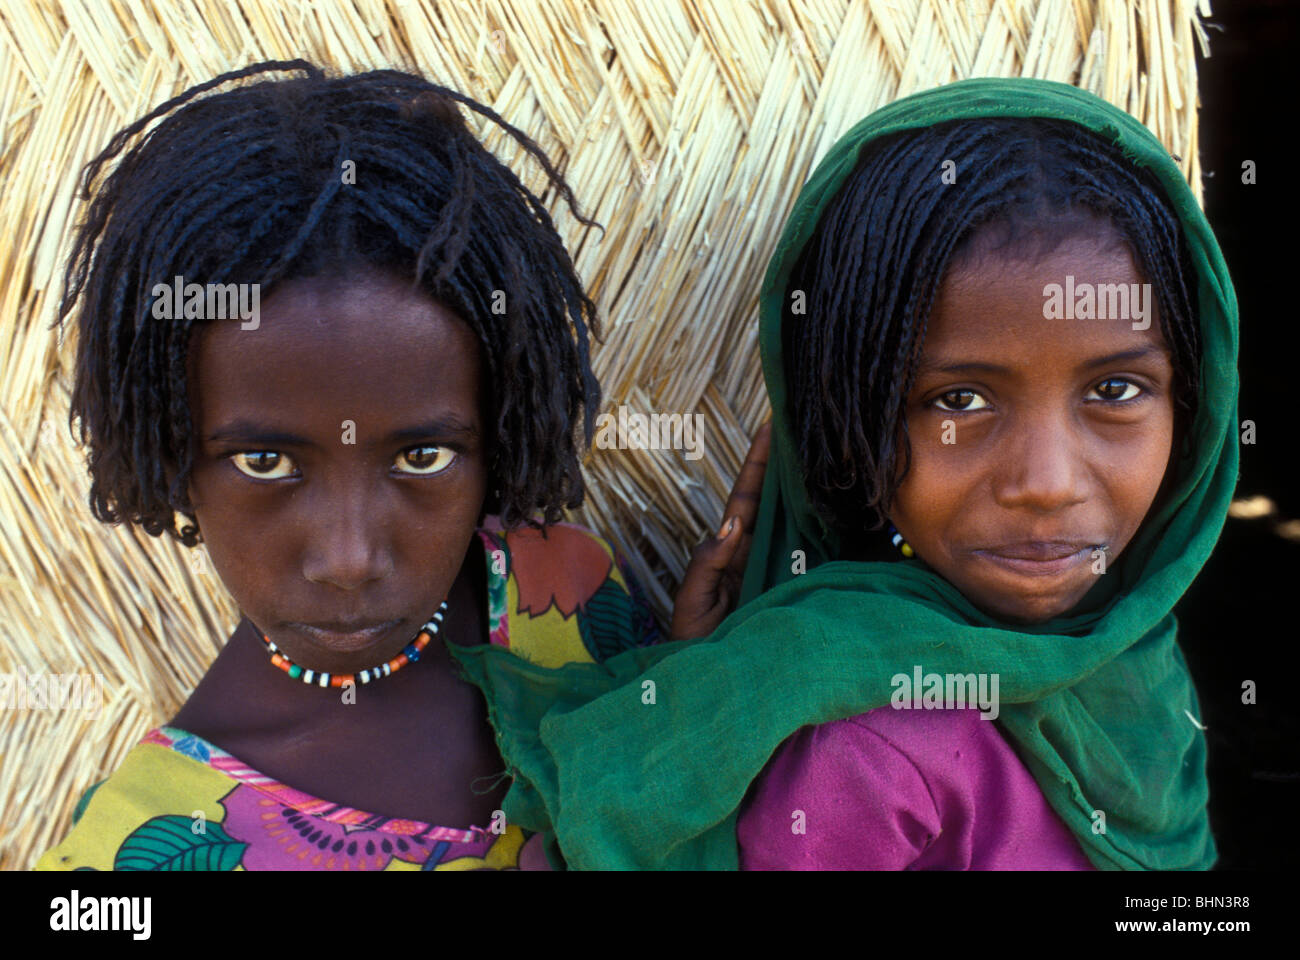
[165,224,1164,841]
[671,421,771,641]
[675,228,1178,630]
[170,264,764,840]
[886,229,1176,623]
[172,266,506,828]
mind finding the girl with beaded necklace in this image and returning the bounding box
[36,59,760,872]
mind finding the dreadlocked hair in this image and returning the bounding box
[59,59,605,546]
[783,116,1201,536]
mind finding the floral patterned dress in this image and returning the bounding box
[36,518,660,871]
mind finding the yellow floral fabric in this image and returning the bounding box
[37,519,659,871]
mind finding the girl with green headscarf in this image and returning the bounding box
[448,77,1237,870]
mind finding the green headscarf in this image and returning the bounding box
[449,77,1238,870]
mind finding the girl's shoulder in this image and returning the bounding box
[737,706,1094,870]
[36,729,231,871]
[36,727,533,871]
[474,517,661,667]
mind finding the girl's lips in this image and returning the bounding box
[972,545,1098,578]
[288,619,402,653]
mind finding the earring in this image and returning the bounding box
[887,523,914,558]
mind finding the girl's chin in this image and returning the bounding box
[288,619,403,656]
[253,619,414,677]
[960,579,1095,625]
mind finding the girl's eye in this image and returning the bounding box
[1092,378,1142,402]
[396,445,457,475]
[228,447,457,480]
[931,389,989,412]
[231,451,297,479]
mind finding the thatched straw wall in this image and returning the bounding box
[0,0,1212,869]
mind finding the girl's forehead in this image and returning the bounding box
[198,270,473,350]
[187,273,483,425]
[922,237,1170,361]
[940,233,1141,294]
[950,214,1134,273]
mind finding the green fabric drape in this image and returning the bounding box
[449,77,1238,871]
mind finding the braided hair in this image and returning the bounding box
[783,116,1201,535]
[59,59,604,546]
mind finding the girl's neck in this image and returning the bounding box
[837,527,898,564]
[166,532,508,826]
[173,532,489,734]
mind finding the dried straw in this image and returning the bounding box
[0,0,1212,869]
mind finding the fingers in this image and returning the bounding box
[719,420,771,537]
[689,515,745,576]
[671,538,731,640]
[672,420,772,641]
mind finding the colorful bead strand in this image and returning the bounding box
[261,601,447,687]
[888,524,915,558]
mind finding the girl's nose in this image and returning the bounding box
[991,411,1091,514]
[300,483,394,589]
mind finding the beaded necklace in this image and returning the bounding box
[261,601,448,687]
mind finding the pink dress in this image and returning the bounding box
[736,705,1096,870]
